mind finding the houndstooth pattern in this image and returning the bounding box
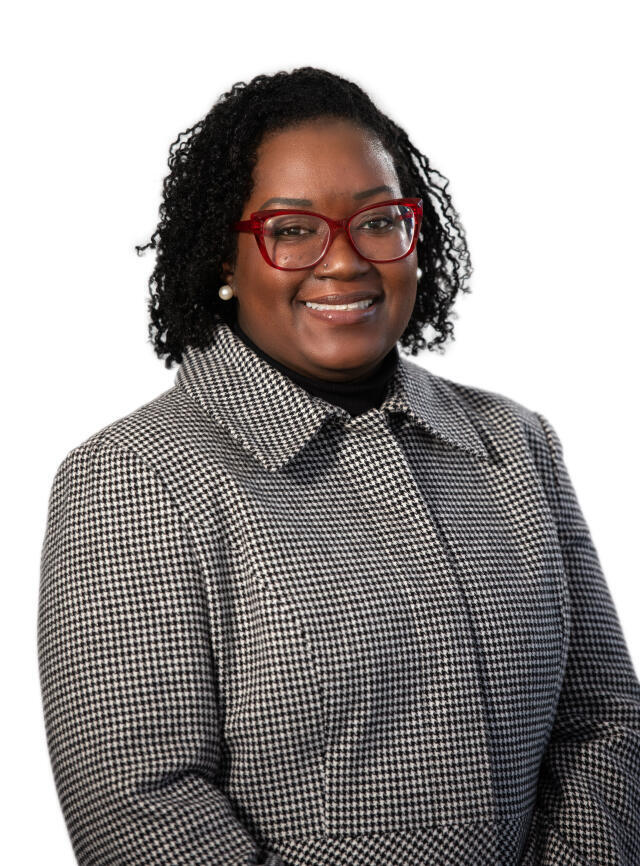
[37,321,640,865]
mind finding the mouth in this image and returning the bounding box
[298,295,382,324]
[302,297,377,311]
[298,289,382,307]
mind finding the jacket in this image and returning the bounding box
[37,320,640,865]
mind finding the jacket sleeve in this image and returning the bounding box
[37,441,284,866]
[520,413,640,865]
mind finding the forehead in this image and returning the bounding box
[251,119,400,202]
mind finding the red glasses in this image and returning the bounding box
[232,197,423,271]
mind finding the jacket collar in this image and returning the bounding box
[174,320,491,473]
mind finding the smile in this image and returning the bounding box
[305,298,374,311]
[299,296,381,324]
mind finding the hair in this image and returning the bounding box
[135,67,474,367]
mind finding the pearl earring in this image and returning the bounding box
[218,284,234,301]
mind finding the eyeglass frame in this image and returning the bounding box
[231,197,423,271]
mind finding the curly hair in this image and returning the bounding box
[135,67,473,368]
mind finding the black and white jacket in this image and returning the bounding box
[38,321,640,865]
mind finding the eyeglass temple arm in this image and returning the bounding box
[232,219,258,233]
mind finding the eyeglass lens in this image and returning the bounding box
[262,202,417,269]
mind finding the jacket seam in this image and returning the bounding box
[531,411,573,748]
[71,433,199,535]
[533,412,563,508]
[62,435,216,659]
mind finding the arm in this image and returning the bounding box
[37,442,284,866]
[520,413,640,865]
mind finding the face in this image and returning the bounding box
[222,117,418,382]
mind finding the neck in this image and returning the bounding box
[230,318,399,417]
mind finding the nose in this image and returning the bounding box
[313,227,371,279]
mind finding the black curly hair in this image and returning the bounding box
[135,67,473,368]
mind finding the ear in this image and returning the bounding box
[221,261,234,285]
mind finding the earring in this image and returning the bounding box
[218,284,234,301]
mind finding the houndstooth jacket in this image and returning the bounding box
[38,320,640,865]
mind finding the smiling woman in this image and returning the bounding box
[37,67,640,866]
[223,119,423,381]
[136,67,474,375]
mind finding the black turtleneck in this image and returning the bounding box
[231,318,399,417]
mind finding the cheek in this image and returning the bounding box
[235,247,304,305]
[234,239,275,288]
[234,236,262,280]
[382,260,418,303]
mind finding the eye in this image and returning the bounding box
[272,224,316,237]
[356,215,394,232]
[265,215,321,239]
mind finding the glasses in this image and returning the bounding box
[232,197,423,271]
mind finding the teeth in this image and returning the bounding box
[305,298,375,311]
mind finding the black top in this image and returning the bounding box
[231,318,399,417]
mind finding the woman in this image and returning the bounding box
[38,67,640,866]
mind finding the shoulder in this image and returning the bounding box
[450,369,565,490]
[412,360,548,443]
[418,367,566,519]
[57,386,183,465]
[49,384,223,523]
[414,362,556,471]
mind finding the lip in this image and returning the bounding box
[299,295,382,325]
[298,290,382,305]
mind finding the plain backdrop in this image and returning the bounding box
[2,1,638,862]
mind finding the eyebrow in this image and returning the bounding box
[258,185,395,210]
[258,196,313,210]
[352,184,395,201]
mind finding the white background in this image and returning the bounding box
[2,1,638,862]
